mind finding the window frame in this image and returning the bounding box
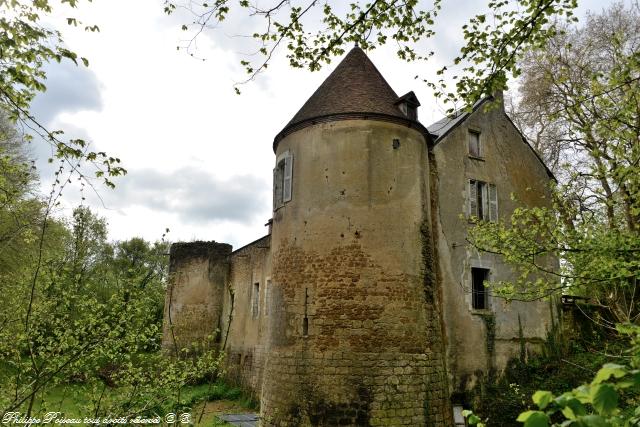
[273,150,293,211]
[468,129,482,158]
[468,180,498,221]
[264,279,271,317]
[251,282,260,319]
[471,267,490,310]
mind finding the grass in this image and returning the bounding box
[4,380,256,426]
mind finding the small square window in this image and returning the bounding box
[471,268,490,310]
[468,130,481,157]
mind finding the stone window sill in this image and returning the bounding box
[471,309,493,316]
[468,155,485,161]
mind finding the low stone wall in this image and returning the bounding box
[260,351,449,426]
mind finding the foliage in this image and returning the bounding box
[509,3,640,179]
[515,324,640,427]
[463,325,638,426]
[468,201,640,324]
[0,197,222,419]
[0,2,228,420]
[0,0,125,189]
[165,0,578,109]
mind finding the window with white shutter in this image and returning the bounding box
[488,184,498,221]
[469,180,478,217]
[469,180,498,222]
[264,280,271,316]
[283,152,293,202]
[273,151,293,210]
[252,282,260,319]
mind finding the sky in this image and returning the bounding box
[28,0,614,249]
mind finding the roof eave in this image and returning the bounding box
[273,112,433,152]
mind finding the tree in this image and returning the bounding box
[165,0,579,109]
[0,204,218,419]
[0,0,125,190]
[0,3,222,419]
[468,3,640,325]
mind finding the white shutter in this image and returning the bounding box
[272,167,277,210]
[469,180,477,217]
[489,184,498,222]
[283,152,293,202]
[481,183,489,220]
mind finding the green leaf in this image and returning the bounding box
[558,396,587,420]
[517,411,549,427]
[533,390,554,409]
[592,364,627,385]
[574,415,608,427]
[590,384,618,416]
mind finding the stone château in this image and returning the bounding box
[162,46,555,426]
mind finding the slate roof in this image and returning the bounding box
[287,46,406,124]
[273,46,429,149]
[426,95,555,179]
[426,97,489,143]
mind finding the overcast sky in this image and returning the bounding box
[29,0,616,249]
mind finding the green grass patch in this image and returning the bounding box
[8,379,256,424]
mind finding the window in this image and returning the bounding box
[273,151,293,210]
[453,405,467,426]
[468,130,481,157]
[468,180,498,221]
[252,282,260,318]
[471,268,490,310]
[264,280,271,316]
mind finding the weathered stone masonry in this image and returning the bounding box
[162,241,231,353]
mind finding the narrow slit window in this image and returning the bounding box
[303,287,309,336]
[264,280,271,316]
[468,130,481,157]
[471,268,490,310]
[252,282,260,318]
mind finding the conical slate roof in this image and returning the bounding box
[273,46,429,148]
[287,46,406,124]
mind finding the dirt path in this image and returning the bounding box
[191,400,257,426]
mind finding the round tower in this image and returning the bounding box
[261,47,452,426]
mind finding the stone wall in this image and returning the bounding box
[162,241,231,353]
[261,351,445,426]
[261,119,452,426]
[222,235,271,392]
[432,99,555,392]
